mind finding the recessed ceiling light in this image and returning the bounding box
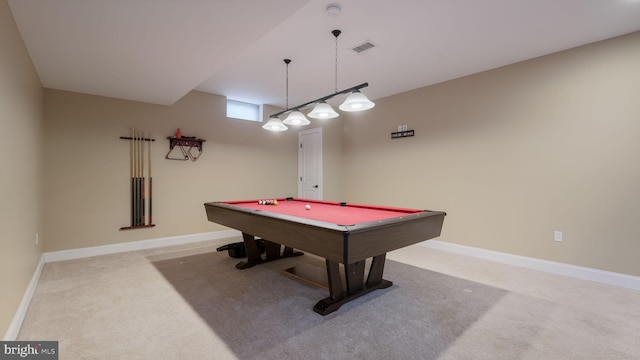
[326,3,341,17]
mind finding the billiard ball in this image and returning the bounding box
[305,204,311,210]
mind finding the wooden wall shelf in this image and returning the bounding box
[166,136,206,161]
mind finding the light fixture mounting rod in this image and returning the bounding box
[284,58,291,108]
[269,82,369,118]
[332,29,341,93]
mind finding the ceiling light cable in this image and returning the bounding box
[283,59,310,126]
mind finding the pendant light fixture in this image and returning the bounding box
[282,59,310,126]
[264,30,375,131]
[308,30,342,119]
[262,59,290,131]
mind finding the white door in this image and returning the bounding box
[298,128,322,199]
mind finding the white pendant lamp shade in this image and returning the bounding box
[339,90,375,112]
[262,117,288,131]
[283,110,311,126]
[308,101,339,119]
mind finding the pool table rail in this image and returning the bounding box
[205,201,348,263]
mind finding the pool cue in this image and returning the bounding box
[134,129,140,226]
[137,129,143,226]
[136,129,142,226]
[148,132,153,225]
[140,131,146,226]
[130,128,135,227]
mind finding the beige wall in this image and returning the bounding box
[42,82,345,254]
[43,89,310,251]
[342,32,640,276]
[0,0,44,337]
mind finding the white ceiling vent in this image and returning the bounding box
[351,41,376,54]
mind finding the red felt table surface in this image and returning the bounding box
[224,198,423,226]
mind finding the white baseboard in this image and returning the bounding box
[43,230,240,263]
[9,233,636,340]
[3,255,45,341]
[421,240,640,291]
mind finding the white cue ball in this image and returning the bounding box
[305,204,311,210]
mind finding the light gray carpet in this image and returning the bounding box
[16,239,640,359]
[152,251,506,360]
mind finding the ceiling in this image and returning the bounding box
[8,0,640,111]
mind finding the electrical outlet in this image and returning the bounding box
[554,231,563,242]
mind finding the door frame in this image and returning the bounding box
[298,127,323,199]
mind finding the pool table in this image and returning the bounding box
[204,198,446,315]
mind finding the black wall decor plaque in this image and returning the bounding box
[391,130,415,139]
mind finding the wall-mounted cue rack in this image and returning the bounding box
[119,128,156,230]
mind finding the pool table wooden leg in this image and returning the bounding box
[235,233,263,269]
[236,233,303,270]
[313,255,393,316]
[325,260,344,300]
[346,260,366,293]
[366,254,386,286]
[264,240,281,259]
